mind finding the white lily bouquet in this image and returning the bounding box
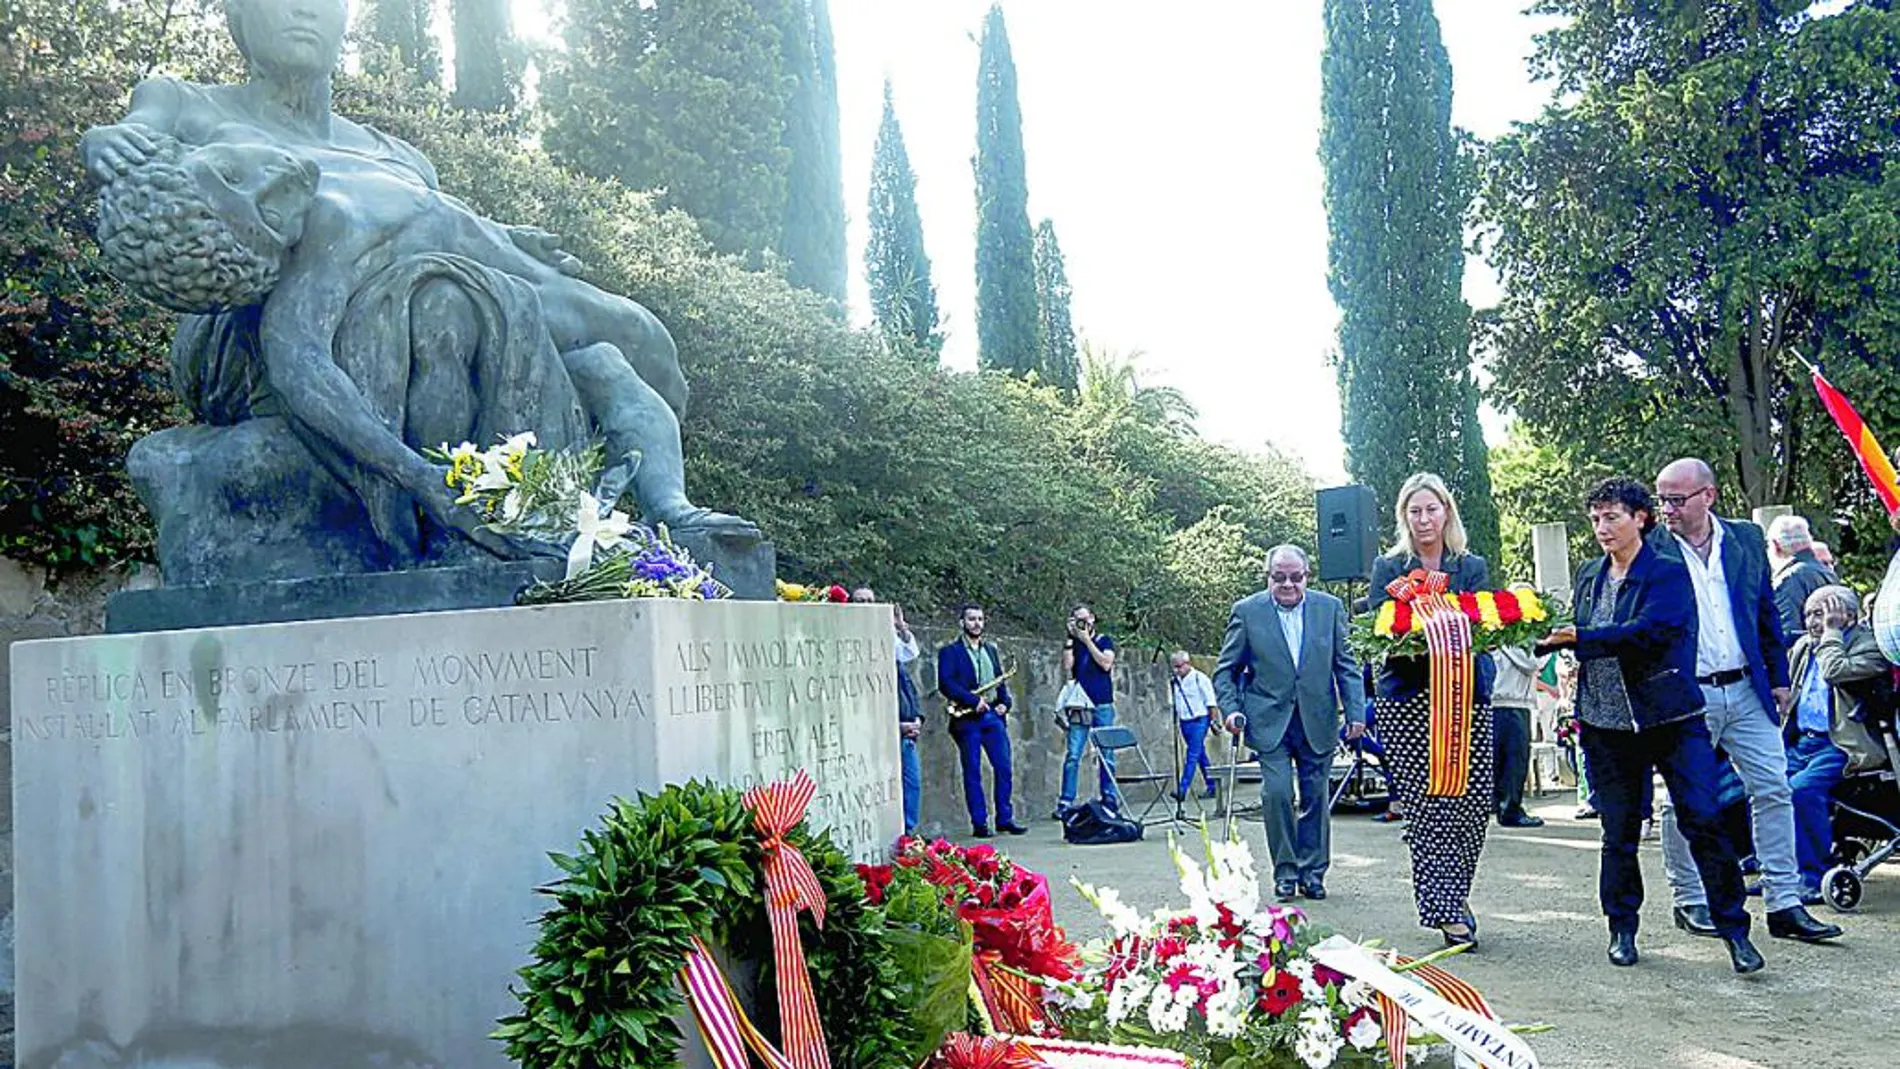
[429,433,730,604]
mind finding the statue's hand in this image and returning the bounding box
[416,473,570,562]
[81,122,159,184]
[507,225,585,276]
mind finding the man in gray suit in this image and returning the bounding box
[1214,545,1366,901]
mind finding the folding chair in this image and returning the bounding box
[1090,725,1178,827]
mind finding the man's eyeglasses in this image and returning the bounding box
[1657,486,1712,509]
[1270,572,1307,584]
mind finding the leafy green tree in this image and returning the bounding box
[1478,0,1900,567]
[778,0,847,301]
[973,4,1039,376]
[865,80,941,357]
[1321,0,1497,561]
[539,0,796,260]
[355,0,439,84]
[0,0,237,566]
[1033,219,1078,391]
[450,0,521,112]
[1486,422,1610,588]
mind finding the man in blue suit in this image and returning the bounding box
[1649,458,1842,943]
[937,603,1026,838]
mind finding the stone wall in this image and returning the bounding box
[1,557,161,1069]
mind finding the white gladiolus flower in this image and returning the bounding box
[1081,884,1145,938]
[1347,1012,1382,1051]
[1339,980,1376,1009]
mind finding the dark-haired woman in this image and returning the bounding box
[1539,478,1765,974]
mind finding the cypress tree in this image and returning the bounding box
[540,0,796,260]
[865,80,941,357]
[1032,218,1077,391]
[778,0,848,301]
[356,0,439,84]
[451,0,520,112]
[973,4,1039,376]
[1321,0,1498,561]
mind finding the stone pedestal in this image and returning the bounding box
[10,600,899,1069]
[1531,522,1572,604]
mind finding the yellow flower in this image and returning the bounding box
[1374,599,1398,637]
[776,579,810,601]
[1476,591,1503,631]
[1519,590,1548,623]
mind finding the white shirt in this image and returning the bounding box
[1673,520,1747,676]
[895,629,919,665]
[1170,668,1219,721]
[1277,600,1304,672]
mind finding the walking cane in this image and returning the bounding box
[1222,713,1245,842]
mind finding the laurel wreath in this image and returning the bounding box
[494,779,922,1069]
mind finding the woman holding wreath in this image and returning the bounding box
[1366,472,1495,947]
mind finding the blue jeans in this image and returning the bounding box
[1060,703,1118,807]
[1786,731,1848,888]
[950,711,1013,829]
[1659,681,1801,912]
[899,732,922,834]
[1177,717,1216,797]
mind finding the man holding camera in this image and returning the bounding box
[1057,604,1120,817]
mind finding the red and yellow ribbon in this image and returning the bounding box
[1387,571,1475,798]
[972,950,1045,1036]
[744,771,833,1069]
[1377,951,1498,1068]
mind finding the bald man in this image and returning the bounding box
[1648,458,1841,944]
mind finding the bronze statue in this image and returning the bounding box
[82,0,756,583]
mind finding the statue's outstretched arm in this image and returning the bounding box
[81,77,184,184]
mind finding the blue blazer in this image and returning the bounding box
[1648,518,1790,717]
[1567,541,1706,729]
[936,639,1013,713]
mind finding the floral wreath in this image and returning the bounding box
[494,779,922,1069]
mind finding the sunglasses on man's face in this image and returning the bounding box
[1270,572,1307,585]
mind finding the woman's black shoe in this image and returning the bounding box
[1607,931,1638,967]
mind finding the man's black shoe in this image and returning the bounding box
[1766,905,1842,943]
[1607,931,1638,967]
[1672,904,1718,938]
[971,825,994,839]
[1725,935,1765,974]
[1300,881,1327,901]
[999,821,1030,836]
[1274,880,1298,902]
[1499,813,1545,828]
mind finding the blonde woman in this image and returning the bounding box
[1366,473,1496,947]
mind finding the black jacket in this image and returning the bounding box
[1563,541,1706,730]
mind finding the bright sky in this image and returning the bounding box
[499,1,1564,483]
[829,1,1563,482]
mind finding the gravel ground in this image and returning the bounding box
[989,789,1899,1069]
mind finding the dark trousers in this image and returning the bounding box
[1258,712,1333,885]
[1493,705,1532,819]
[1581,717,1750,939]
[950,711,1013,829]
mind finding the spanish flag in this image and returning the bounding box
[1813,368,1900,515]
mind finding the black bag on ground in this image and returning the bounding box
[1061,799,1143,845]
